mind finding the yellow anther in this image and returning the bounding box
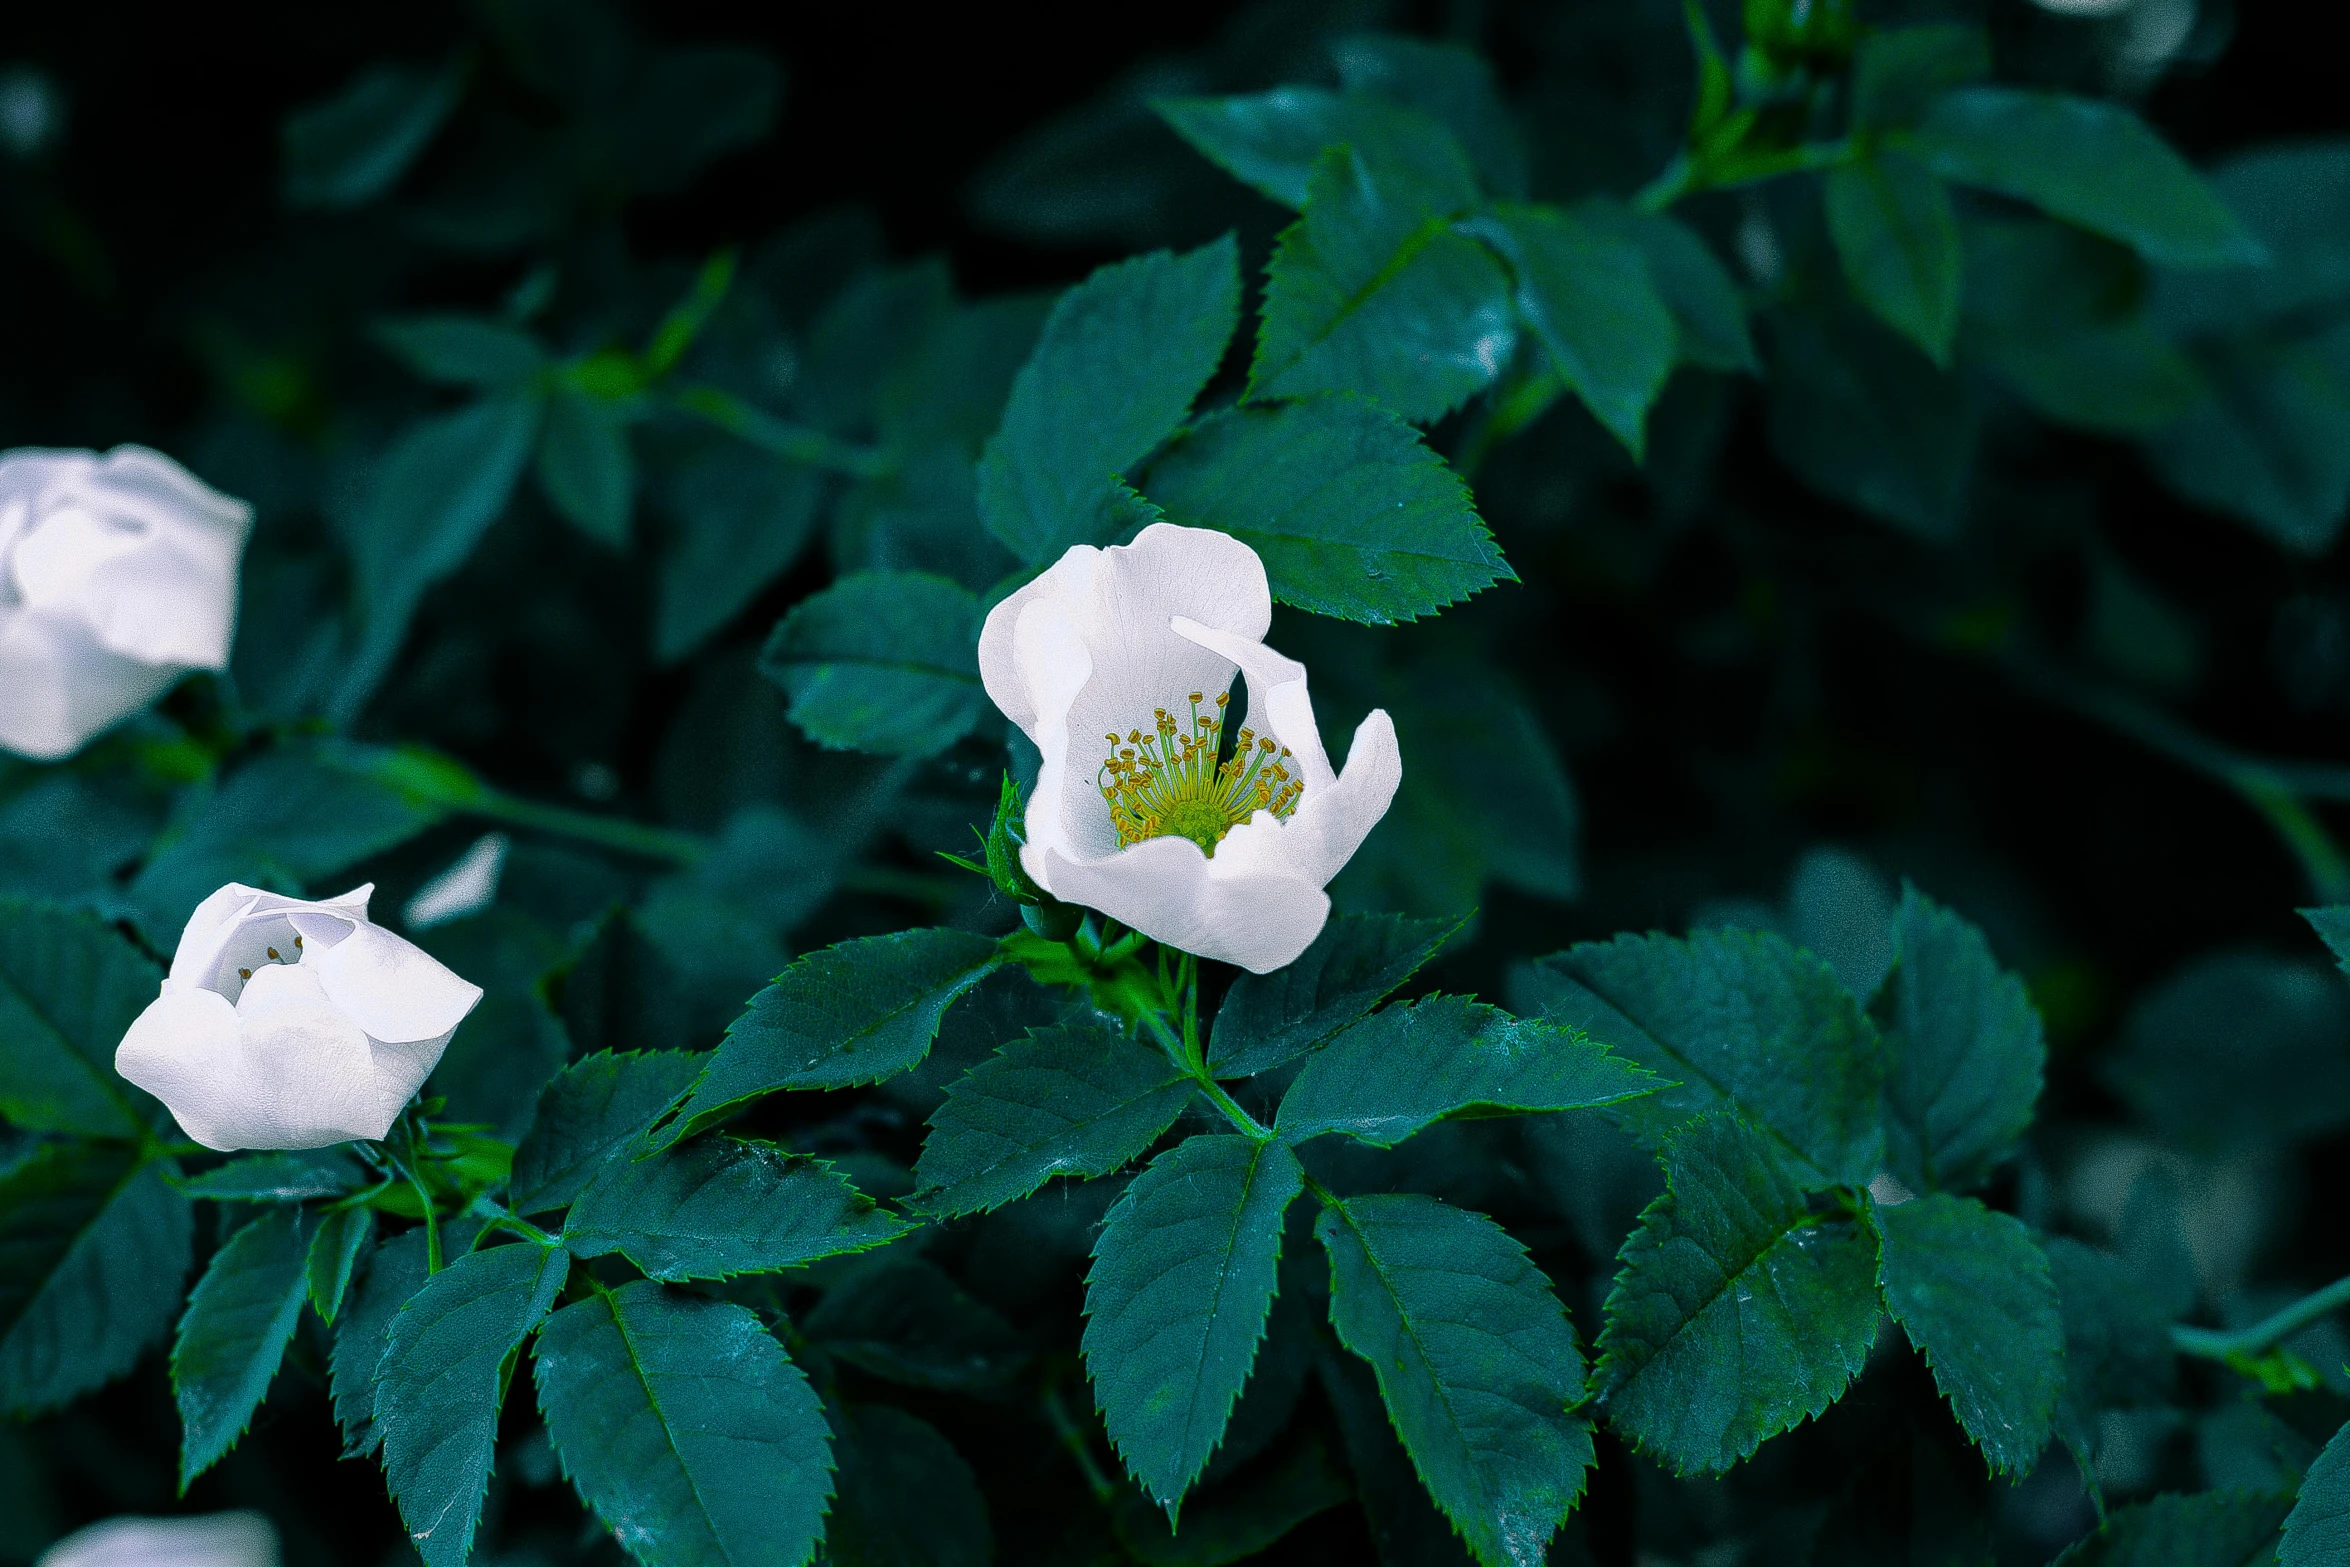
[1097,689,1303,856]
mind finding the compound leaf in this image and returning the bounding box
[1209,912,1462,1078]
[566,1141,909,1282]
[172,1205,312,1488]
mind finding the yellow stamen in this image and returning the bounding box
[1097,691,1303,855]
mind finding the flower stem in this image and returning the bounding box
[2172,1273,2350,1361]
[1041,1374,1117,1505]
[669,384,896,479]
[461,788,710,867]
[1138,961,1276,1143]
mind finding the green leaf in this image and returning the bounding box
[912,1014,1194,1217]
[1593,1112,1881,1474]
[1874,886,2045,1195]
[1208,912,1462,1078]
[1155,88,1479,211]
[1904,88,2263,269]
[536,388,635,546]
[655,440,824,663]
[2152,140,2350,335]
[2103,949,2350,1151]
[1276,997,1659,1148]
[1465,205,1678,457]
[1316,1340,1479,1567]
[1517,928,1885,1186]
[2051,1490,2292,1566]
[172,1205,312,1488]
[759,572,985,757]
[1764,303,1977,540]
[512,1050,704,1215]
[2046,1238,2175,1500]
[339,395,543,720]
[1872,1193,2062,1474]
[330,1225,442,1456]
[1826,152,1961,365]
[801,1258,1027,1391]
[1084,1135,1304,1512]
[1248,146,1515,424]
[824,1401,991,1567]
[1849,24,1992,131]
[535,1281,833,1567]
[373,1239,569,1567]
[1318,1192,1593,1567]
[2142,320,2350,554]
[977,237,1240,564]
[129,747,451,935]
[0,896,164,1138]
[179,1148,365,1203]
[307,1207,373,1324]
[2284,1421,2350,1566]
[0,1144,191,1415]
[1333,34,1527,198]
[1140,397,1510,625]
[1570,200,1756,375]
[565,1140,909,1282]
[1112,1435,1354,1567]
[282,61,462,209]
[372,316,548,387]
[665,929,1002,1145]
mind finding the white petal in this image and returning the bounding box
[403,833,509,930]
[978,545,1099,741]
[1037,837,1332,973]
[311,920,484,1045]
[1013,596,1096,866]
[0,610,180,761]
[168,885,269,985]
[1282,708,1403,888]
[362,1028,458,1134]
[75,534,241,669]
[36,1510,279,1567]
[1168,615,1336,792]
[114,987,244,1151]
[230,964,386,1147]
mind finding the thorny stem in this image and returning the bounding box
[2172,1274,2350,1363]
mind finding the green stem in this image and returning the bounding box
[1138,974,1275,1144]
[466,1198,558,1248]
[671,384,895,480]
[2173,1274,2350,1361]
[463,788,710,867]
[1632,137,1854,212]
[1041,1376,1117,1505]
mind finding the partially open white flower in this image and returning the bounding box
[115,884,483,1151]
[980,523,1401,973]
[0,445,252,761]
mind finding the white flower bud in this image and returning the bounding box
[115,883,483,1151]
[0,445,251,761]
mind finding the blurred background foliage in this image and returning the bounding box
[7,0,2350,1562]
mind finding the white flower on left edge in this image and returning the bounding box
[0,445,252,761]
[115,884,483,1151]
[980,523,1402,974]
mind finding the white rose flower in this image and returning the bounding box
[115,883,484,1151]
[37,1511,277,1567]
[0,444,252,761]
[979,523,1402,973]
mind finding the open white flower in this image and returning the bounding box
[0,445,252,761]
[979,523,1401,973]
[115,884,483,1151]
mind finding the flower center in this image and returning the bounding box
[1098,692,1301,856]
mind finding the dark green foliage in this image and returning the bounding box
[306,1207,373,1323]
[0,898,163,1139]
[824,1401,991,1567]
[511,1050,705,1214]
[800,1259,1026,1391]
[373,1240,570,1567]
[0,1145,190,1415]
[978,238,1240,563]
[1083,1134,1303,1512]
[1156,89,1473,211]
[1113,1437,1353,1566]
[1318,1191,1593,1567]
[1825,152,1960,365]
[2050,1490,2292,1565]
[1873,1194,2062,1475]
[1873,887,2044,1195]
[668,928,1001,1141]
[331,1226,439,1457]
[1141,397,1512,624]
[1594,1114,1880,1474]
[1275,996,1658,1147]
[1521,930,1885,1185]
[1764,301,1977,538]
[564,1139,909,1281]
[912,1015,1193,1216]
[2284,1420,2350,1565]
[172,1205,312,1487]
[1208,911,1461,1077]
[760,572,986,757]
[2046,1238,2176,1496]
[178,1148,365,1203]
[1848,24,1991,131]
[2103,950,2350,1150]
[535,1282,834,1567]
